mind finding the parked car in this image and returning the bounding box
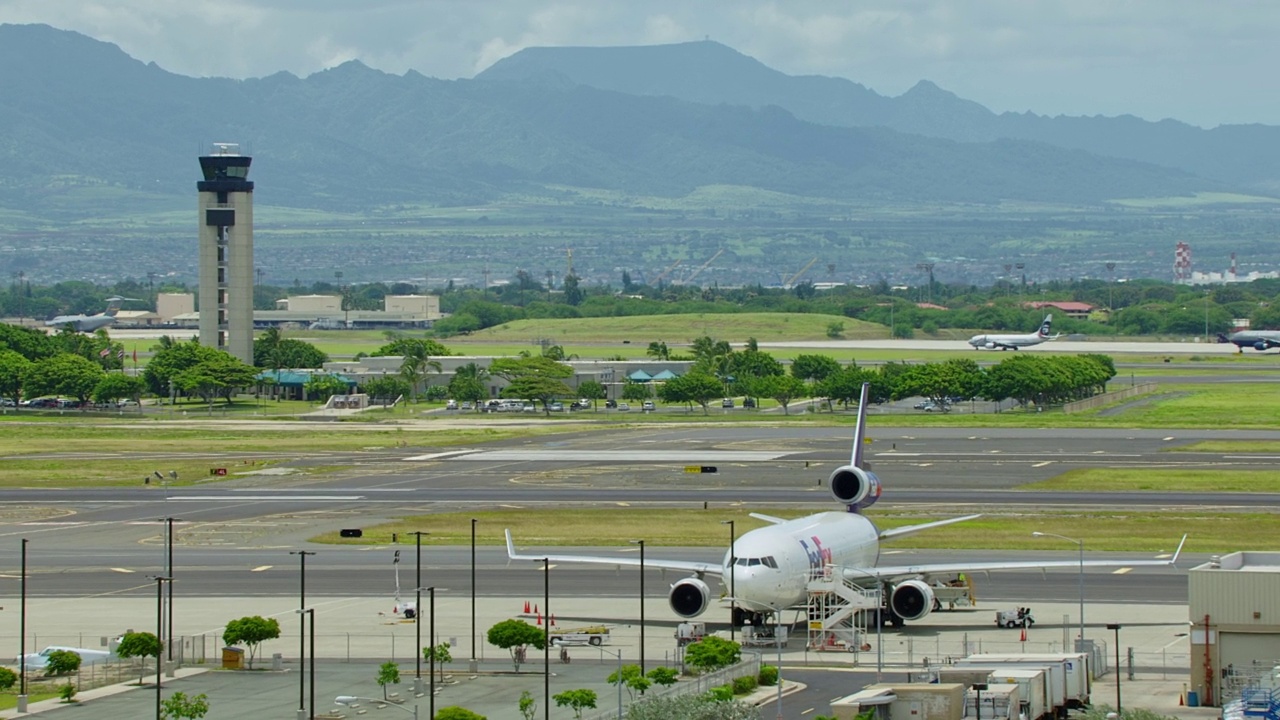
[617,402,630,411]
[548,402,565,412]
[461,401,473,410]
[445,399,458,410]
[604,399,617,409]
[721,398,735,408]
[642,400,656,411]
[743,397,756,408]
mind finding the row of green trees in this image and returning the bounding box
[9,273,1280,342]
[637,336,1117,414]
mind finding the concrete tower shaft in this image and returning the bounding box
[197,143,254,364]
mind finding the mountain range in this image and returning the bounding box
[481,40,1280,195]
[0,23,1262,220]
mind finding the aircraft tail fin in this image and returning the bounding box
[851,381,870,468]
[1037,314,1053,338]
[102,296,140,317]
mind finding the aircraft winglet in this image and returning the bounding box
[1170,534,1188,565]
[851,382,870,468]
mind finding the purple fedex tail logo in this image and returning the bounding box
[800,536,834,571]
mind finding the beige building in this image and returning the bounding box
[157,293,195,323]
[278,295,342,312]
[1188,551,1280,706]
[384,294,439,316]
[196,143,254,364]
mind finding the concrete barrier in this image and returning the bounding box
[1062,383,1157,414]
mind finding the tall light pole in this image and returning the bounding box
[297,608,315,720]
[543,557,550,720]
[630,539,646,673]
[19,538,28,712]
[1106,623,1123,713]
[428,587,436,720]
[411,531,428,693]
[765,604,784,720]
[1032,531,1085,645]
[290,550,315,718]
[151,576,171,720]
[160,517,178,662]
[598,646,624,718]
[470,518,478,672]
[720,521,736,643]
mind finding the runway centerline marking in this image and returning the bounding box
[1112,568,1132,575]
[1032,461,1053,468]
[402,450,480,461]
[110,568,134,574]
[251,565,272,572]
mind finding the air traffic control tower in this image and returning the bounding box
[196,143,254,364]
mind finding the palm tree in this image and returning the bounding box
[399,346,442,402]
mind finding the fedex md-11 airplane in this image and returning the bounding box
[507,382,1184,629]
[968,314,1058,351]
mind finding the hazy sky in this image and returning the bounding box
[1,0,1275,128]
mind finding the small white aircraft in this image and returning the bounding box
[968,314,1058,351]
[507,382,1184,629]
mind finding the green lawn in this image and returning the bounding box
[1021,468,1280,493]
[0,422,552,457]
[1172,441,1280,453]
[0,693,60,711]
[310,507,1255,552]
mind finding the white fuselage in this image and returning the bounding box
[723,511,880,612]
[967,331,1047,350]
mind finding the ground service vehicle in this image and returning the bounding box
[995,608,1035,627]
[548,626,609,646]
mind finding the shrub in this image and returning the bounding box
[731,675,758,694]
[707,685,734,702]
[58,683,77,703]
[44,649,82,676]
[758,665,778,686]
[0,667,16,690]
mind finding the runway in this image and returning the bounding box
[760,338,1252,354]
[0,423,1269,610]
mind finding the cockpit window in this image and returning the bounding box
[736,558,748,566]
[762,556,777,569]
[748,558,761,566]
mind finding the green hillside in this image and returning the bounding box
[464,312,886,343]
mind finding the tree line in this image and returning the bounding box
[8,274,1280,342]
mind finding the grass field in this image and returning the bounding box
[1020,468,1280,493]
[0,423,549,457]
[309,507,1256,552]
[1173,441,1280,453]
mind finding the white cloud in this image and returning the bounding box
[1,0,1277,126]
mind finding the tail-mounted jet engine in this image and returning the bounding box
[829,465,882,510]
[889,580,935,621]
[669,577,712,618]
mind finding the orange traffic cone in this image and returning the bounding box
[524,601,531,614]
[550,614,556,627]
[536,609,542,626]
[1019,627,1027,642]
[1179,694,1185,706]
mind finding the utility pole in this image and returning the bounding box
[290,550,316,718]
[915,263,935,304]
[1105,262,1116,310]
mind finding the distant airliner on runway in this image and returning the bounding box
[968,314,1058,350]
[507,383,1184,629]
[1220,329,1280,353]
